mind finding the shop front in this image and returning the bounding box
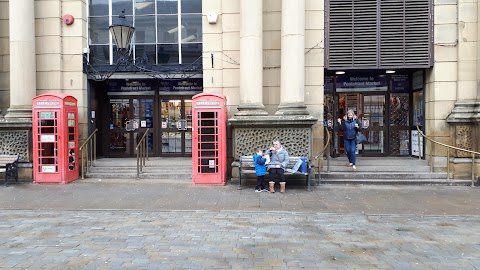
[91,78,202,158]
[324,70,425,157]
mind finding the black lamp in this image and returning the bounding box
[109,10,135,51]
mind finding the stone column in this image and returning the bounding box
[276,0,308,115]
[235,0,267,116]
[5,0,36,119]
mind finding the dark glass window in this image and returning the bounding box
[89,0,109,16]
[112,0,133,16]
[157,0,178,14]
[135,16,156,43]
[182,43,202,64]
[89,45,110,64]
[88,0,202,66]
[136,44,157,64]
[89,16,109,44]
[181,14,202,43]
[135,0,156,15]
[113,46,134,63]
[158,44,179,64]
[181,0,201,14]
[157,15,180,43]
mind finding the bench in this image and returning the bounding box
[0,154,19,186]
[238,155,312,191]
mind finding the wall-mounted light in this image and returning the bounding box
[335,71,345,75]
[386,70,396,74]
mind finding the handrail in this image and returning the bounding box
[79,128,98,179]
[314,127,332,174]
[135,128,150,179]
[416,126,479,187]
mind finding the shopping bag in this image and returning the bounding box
[356,132,367,144]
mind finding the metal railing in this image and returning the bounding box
[314,127,332,173]
[79,128,98,179]
[416,126,479,187]
[135,128,150,179]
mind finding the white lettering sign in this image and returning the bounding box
[41,135,55,142]
[41,166,56,173]
[411,130,424,157]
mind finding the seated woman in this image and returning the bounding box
[266,139,290,193]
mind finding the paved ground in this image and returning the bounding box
[1,181,480,269]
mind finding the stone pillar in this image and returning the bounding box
[5,0,36,119]
[235,0,268,116]
[276,0,308,115]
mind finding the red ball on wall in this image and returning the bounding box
[63,14,75,25]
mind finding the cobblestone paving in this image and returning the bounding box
[1,210,479,270]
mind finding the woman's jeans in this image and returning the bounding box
[344,138,357,165]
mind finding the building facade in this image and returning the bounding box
[0,0,479,179]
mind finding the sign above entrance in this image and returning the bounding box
[336,76,387,92]
[106,79,203,93]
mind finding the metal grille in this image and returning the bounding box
[389,130,410,155]
[326,0,432,69]
[389,93,409,126]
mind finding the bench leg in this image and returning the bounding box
[306,167,312,192]
[237,168,242,190]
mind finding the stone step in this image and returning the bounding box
[325,165,430,172]
[320,172,447,179]
[325,158,428,166]
[318,178,472,186]
[87,166,191,173]
[85,172,192,180]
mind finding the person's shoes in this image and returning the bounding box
[352,165,357,171]
[255,189,262,193]
[261,188,269,192]
[348,163,353,167]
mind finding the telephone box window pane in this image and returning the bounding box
[200,112,214,118]
[69,134,75,141]
[40,143,56,157]
[69,127,75,134]
[40,112,55,119]
[68,113,75,119]
[68,120,75,127]
[40,127,55,134]
[41,158,56,164]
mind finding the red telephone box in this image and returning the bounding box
[192,93,227,185]
[32,93,79,184]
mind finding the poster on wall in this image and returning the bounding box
[336,76,388,92]
[411,130,424,157]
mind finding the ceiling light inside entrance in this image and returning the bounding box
[335,71,345,75]
[386,70,396,74]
